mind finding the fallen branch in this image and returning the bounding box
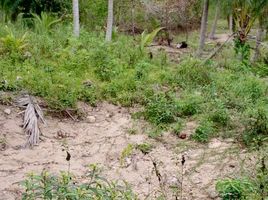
[203,33,235,64]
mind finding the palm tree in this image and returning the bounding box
[197,0,209,56]
[233,0,268,45]
[232,0,268,62]
[209,0,220,39]
[72,0,80,37]
[105,0,113,42]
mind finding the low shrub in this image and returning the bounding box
[143,92,178,125]
[242,104,268,147]
[22,167,137,200]
[216,178,255,200]
[191,119,215,143]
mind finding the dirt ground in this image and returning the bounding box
[0,101,254,200]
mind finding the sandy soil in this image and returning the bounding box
[0,102,254,200]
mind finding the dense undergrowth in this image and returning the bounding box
[0,20,268,148]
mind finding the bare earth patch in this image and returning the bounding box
[0,103,253,199]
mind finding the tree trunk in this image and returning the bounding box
[209,0,220,39]
[106,0,114,42]
[197,0,209,56]
[253,25,264,62]
[72,0,80,37]
[229,14,233,34]
[131,0,135,35]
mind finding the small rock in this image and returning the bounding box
[229,164,236,168]
[207,189,219,199]
[87,116,96,123]
[4,109,11,115]
[167,176,180,187]
[82,80,93,87]
[106,113,113,118]
[179,133,187,139]
[125,157,132,167]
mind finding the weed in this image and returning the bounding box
[177,92,203,117]
[127,128,137,135]
[242,104,268,147]
[120,144,135,166]
[207,99,230,127]
[174,58,212,88]
[22,168,137,199]
[171,121,184,136]
[0,27,28,60]
[216,178,255,200]
[144,92,178,125]
[32,12,62,34]
[192,119,215,143]
[136,143,154,154]
[148,128,163,139]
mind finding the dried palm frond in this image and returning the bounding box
[17,95,45,147]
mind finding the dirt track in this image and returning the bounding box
[0,102,253,199]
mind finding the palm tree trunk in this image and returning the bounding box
[229,14,233,34]
[197,0,209,56]
[106,0,114,42]
[253,25,264,62]
[72,0,80,37]
[209,0,220,39]
[131,0,135,35]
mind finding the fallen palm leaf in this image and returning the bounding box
[17,95,45,147]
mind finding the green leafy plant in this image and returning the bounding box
[144,92,178,125]
[136,143,154,154]
[234,38,251,65]
[120,144,135,166]
[22,168,137,200]
[242,105,268,147]
[32,12,62,34]
[174,58,212,88]
[140,27,164,51]
[171,121,184,136]
[208,100,230,127]
[0,26,28,55]
[177,93,203,117]
[216,178,255,200]
[192,119,214,143]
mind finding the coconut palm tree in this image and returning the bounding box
[72,0,80,37]
[232,0,268,62]
[209,0,220,39]
[233,0,268,45]
[197,0,209,56]
[105,0,113,42]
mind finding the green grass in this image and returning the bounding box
[0,20,268,147]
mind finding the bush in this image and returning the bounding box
[171,120,184,136]
[216,178,255,200]
[90,44,117,81]
[192,119,214,143]
[144,92,178,125]
[207,100,230,127]
[177,92,203,117]
[242,105,268,147]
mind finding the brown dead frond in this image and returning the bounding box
[17,95,45,147]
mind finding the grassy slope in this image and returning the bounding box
[0,21,268,147]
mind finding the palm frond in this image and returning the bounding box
[140,27,164,51]
[17,95,45,147]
